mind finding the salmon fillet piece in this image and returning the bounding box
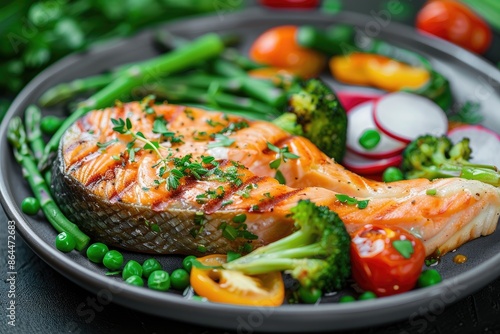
[52,102,500,256]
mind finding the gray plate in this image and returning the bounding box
[1,8,500,333]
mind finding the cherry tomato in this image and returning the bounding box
[190,254,285,306]
[416,0,492,54]
[350,224,426,297]
[259,0,319,9]
[249,25,327,79]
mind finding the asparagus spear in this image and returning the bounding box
[39,33,225,170]
[24,105,46,162]
[39,74,113,107]
[211,58,287,108]
[154,30,264,71]
[157,73,243,93]
[154,30,285,105]
[7,117,90,251]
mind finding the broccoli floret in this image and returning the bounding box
[271,113,304,136]
[401,134,500,186]
[272,78,348,163]
[223,199,351,293]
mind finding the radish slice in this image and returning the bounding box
[373,92,448,143]
[338,90,383,111]
[448,124,500,167]
[347,101,407,159]
[342,150,403,175]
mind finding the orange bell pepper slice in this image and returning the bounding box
[329,53,430,92]
[190,254,285,307]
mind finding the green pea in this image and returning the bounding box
[358,291,377,300]
[418,269,442,288]
[125,275,144,287]
[182,255,197,272]
[103,250,124,270]
[147,270,170,291]
[359,129,381,149]
[55,232,76,252]
[383,167,404,182]
[339,295,356,303]
[86,242,109,263]
[298,287,322,304]
[122,260,143,280]
[142,258,162,278]
[40,115,64,135]
[21,197,40,215]
[170,269,190,290]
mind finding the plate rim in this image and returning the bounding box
[1,7,500,332]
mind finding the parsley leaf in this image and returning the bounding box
[335,194,369,209]
[208,134,235,148]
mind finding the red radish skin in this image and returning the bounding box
[342,150,403,175]
[338,90,383,112]
[373,92,448,144]
[347,101,407,159]
[448,124,500,168]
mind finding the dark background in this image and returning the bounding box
[2,0,500,333]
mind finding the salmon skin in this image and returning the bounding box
[52,101,500,256]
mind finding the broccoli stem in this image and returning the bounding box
[7,117,90,251]
[239,229,314,259]
[224,258,304,275]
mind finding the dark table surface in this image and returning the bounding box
[2,1,500,333]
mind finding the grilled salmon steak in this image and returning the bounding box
[52,101,500,256]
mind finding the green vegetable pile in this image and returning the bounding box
[0,0,242,96]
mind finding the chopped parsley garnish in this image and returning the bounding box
[190,212,207,238]
[218,217,257,242]
[274,170,286,185]
[392,240,414,259]
[184,108,195,120]
[96,138,118,150]
[218,121,249,135]
[206,119,224,127]
[152,118,183,144]
[267,142,300,170]
[335,194,369,209]
[207,134,235,148]
[196,186,226,204]
[236,183,258,199]
[140,94,156,115]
